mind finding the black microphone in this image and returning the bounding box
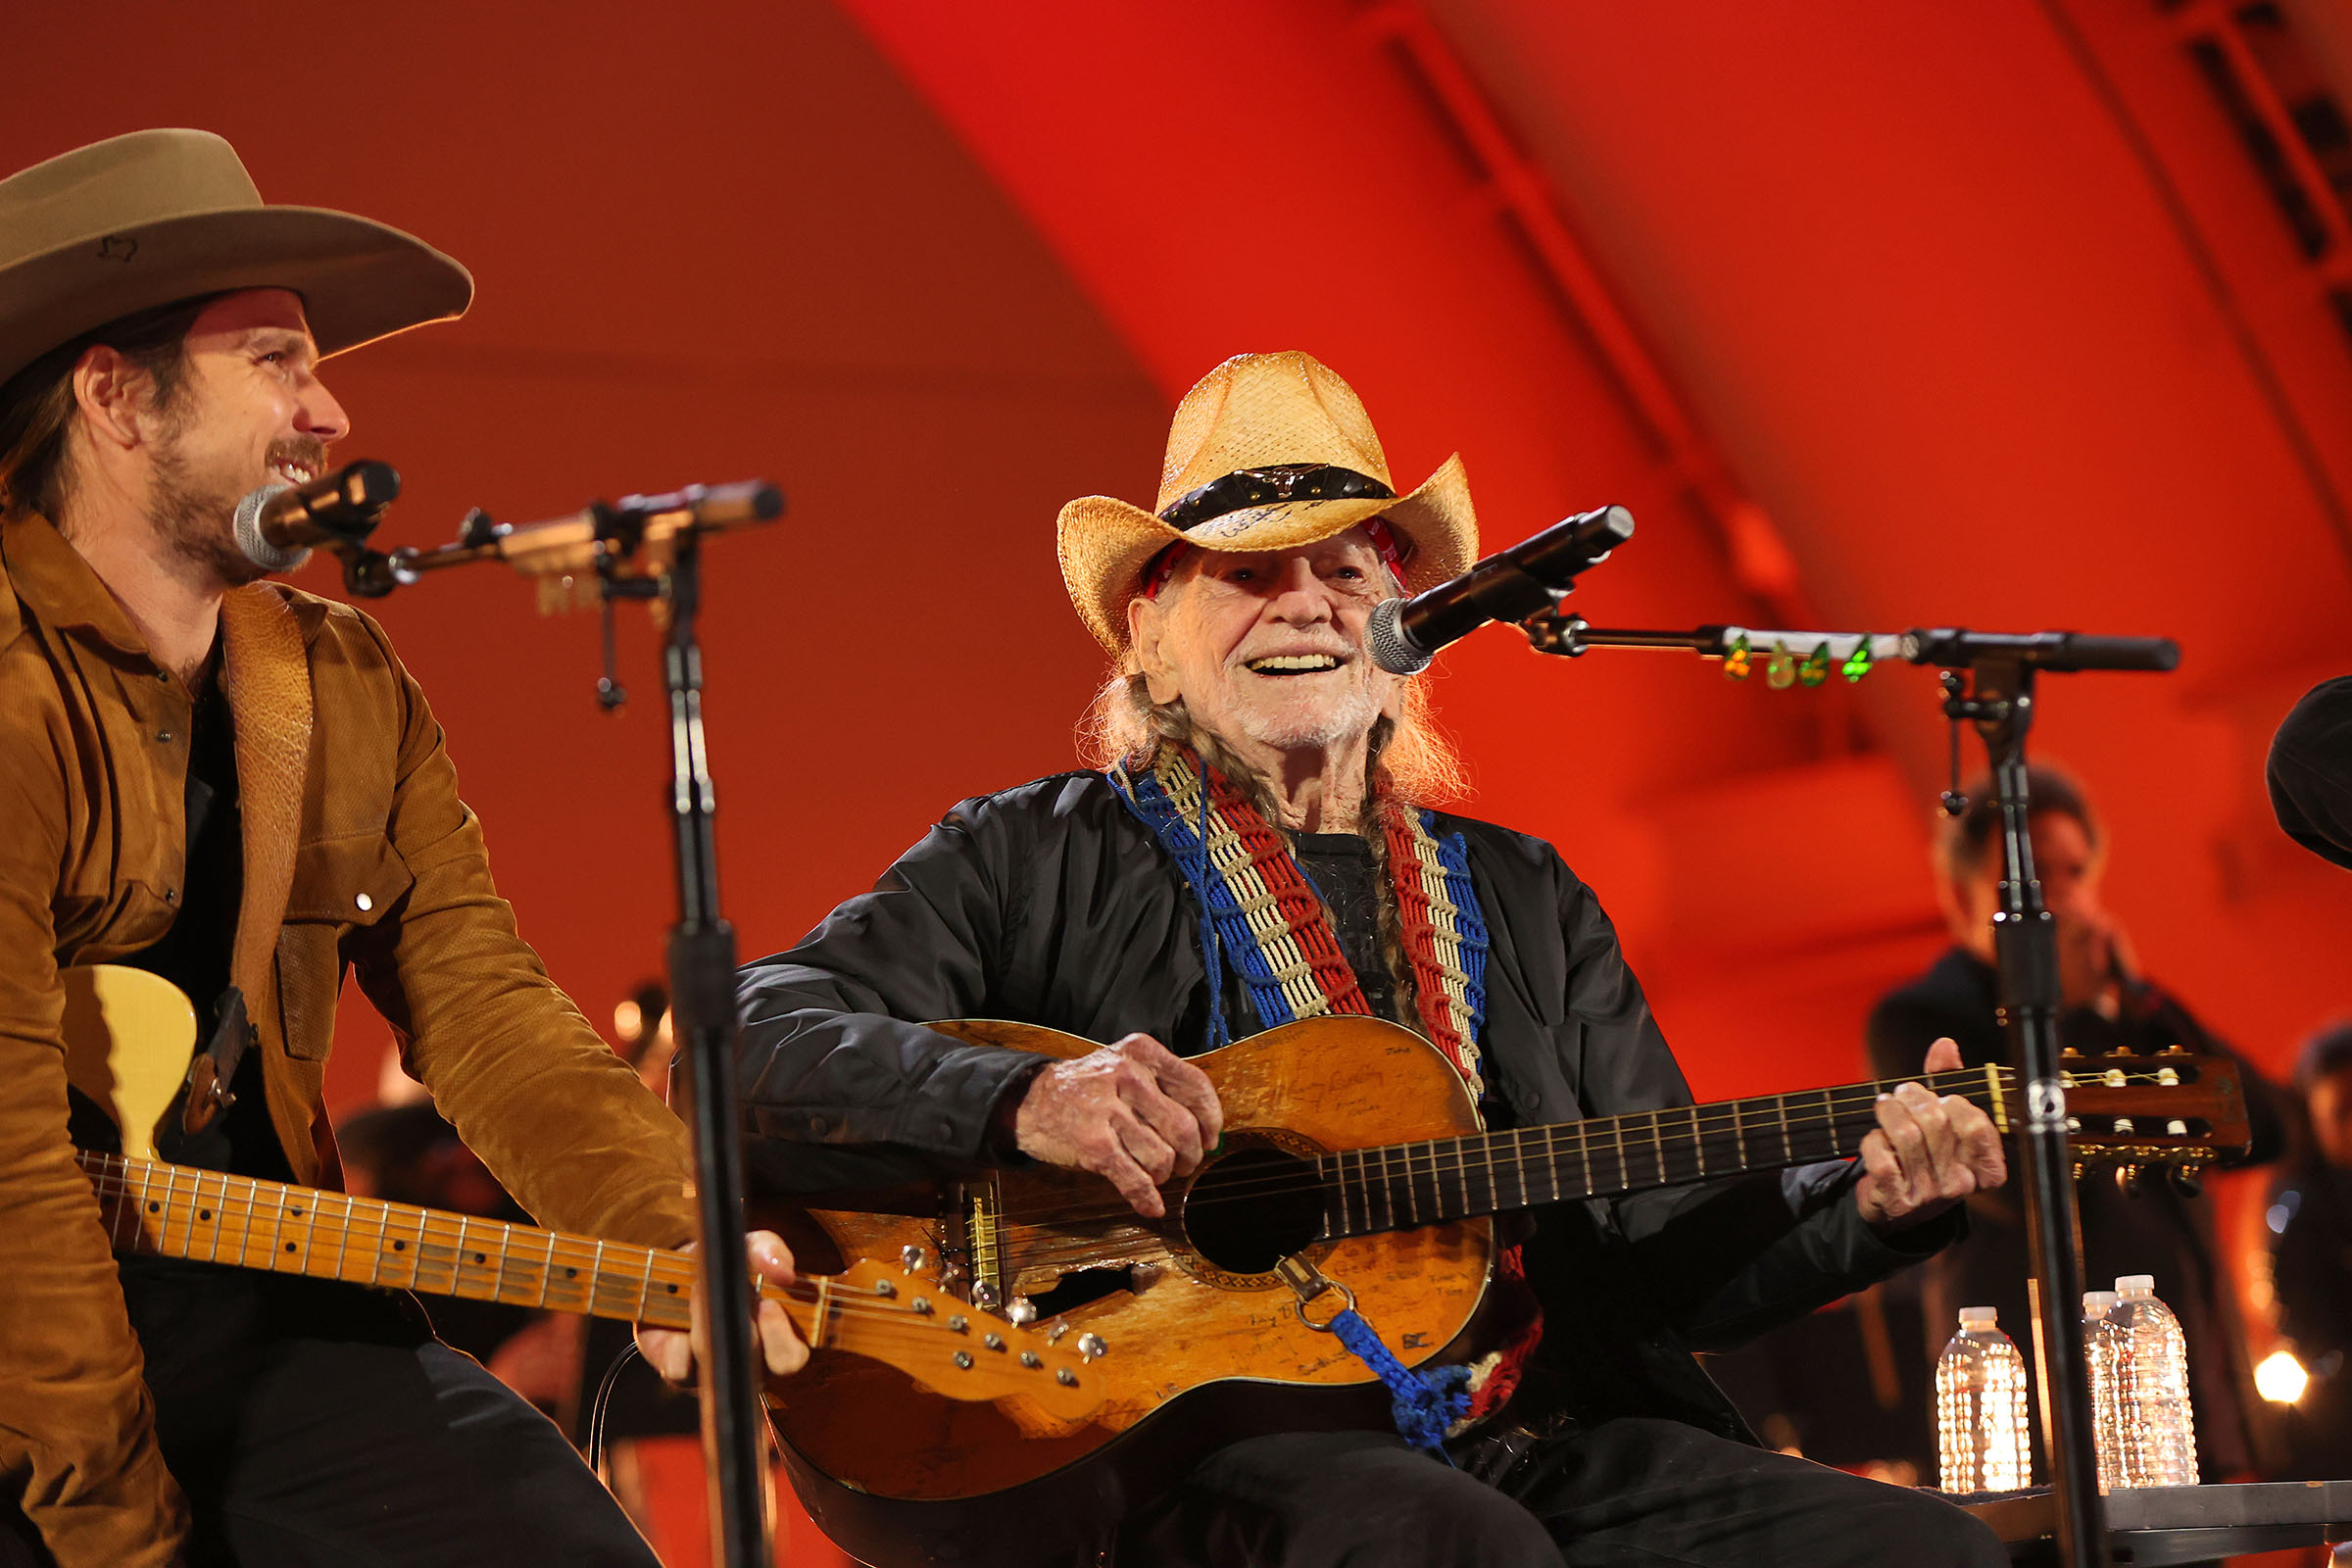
[233,460,401,572]
[1367,505,1635,675]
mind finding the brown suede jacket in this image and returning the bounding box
[0,512,697,1567]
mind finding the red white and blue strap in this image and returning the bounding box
[1385,808,1491,1102]
[1109,750,1370,1041]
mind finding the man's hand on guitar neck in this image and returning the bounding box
[1855,1036,2008,1234]
[637,1230,810,1384]
[1012,1033,1223,1218]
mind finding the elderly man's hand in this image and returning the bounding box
[1014,1033,1223,1218]
[1855,1037,2008,1233]
[636,1230,809,1385]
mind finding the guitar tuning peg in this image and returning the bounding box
[2157,1042,2190,1057]
[2061,1046,2083,1059]
[2072,1163,2085,1182]
[2167,1165,2203,1199]
[2114,1164,2144,1199]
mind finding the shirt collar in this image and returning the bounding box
[1,511,154,660]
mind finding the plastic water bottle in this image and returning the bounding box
[2082,1289,2125,1493]
[2111,1274,2198,1487]
[1936,1305,2034,1494]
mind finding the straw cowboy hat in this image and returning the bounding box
[1057,351,1480,653]
[0,127,471,389]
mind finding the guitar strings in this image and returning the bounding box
[999,1060,2208,1230]
[986,1064,2208,1239]
[997,1073,1954,1232]
[75,1159,1005,1340]
[80,1054,2206,1328]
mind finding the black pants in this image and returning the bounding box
[1119,1418,2008,1567]
[1,1270,656,1568]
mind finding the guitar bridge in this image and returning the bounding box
[966,1177,1006,1311]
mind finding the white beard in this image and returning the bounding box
[1220,672,1385,756]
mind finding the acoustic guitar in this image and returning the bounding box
[767,1015,2252,1566]
[55,965,1099,1423]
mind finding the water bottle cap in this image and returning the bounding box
[2116,1274,2155,1297]
[1958,1306,1998,1328]
[2083,1290,2119,1311]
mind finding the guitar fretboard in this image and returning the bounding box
[76,1149,700,1329]
[1312,1065,2006,1239]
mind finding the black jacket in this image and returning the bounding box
[736,772,1956,1439]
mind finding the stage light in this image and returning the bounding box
[2256,1349,2310,1405]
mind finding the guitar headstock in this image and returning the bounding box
[2053,1050,2251,1166]
[828,1254,1102,1419]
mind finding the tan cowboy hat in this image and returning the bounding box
[0,128,471,388]
[1057,351,1479,653]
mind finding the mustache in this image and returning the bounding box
[265,435,330,482]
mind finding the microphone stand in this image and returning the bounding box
[327,482,786,1568]
[1523,611,2182,1568]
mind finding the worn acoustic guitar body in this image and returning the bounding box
[766,1014,2251,1566]
[769,1017,1495,1567]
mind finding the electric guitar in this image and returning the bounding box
[56,966,1099,1422]
[764,1014,2253,1567]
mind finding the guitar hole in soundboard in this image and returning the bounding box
[1023,1268,1135,1319]
[1180,1147,1324,1275]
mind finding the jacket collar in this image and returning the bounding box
[1,510,153,660]
[2,509,331,657]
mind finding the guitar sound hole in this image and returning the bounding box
[1181,1148,1324,1275]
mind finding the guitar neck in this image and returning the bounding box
[1316,1064,2007,1239]
[76,1148,700,1329]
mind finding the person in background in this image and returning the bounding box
[1868,766,2285,1480]
[2266,1022,2352,1480]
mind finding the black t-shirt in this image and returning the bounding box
[81,662,293,1183]
[1292,832,1398,1025]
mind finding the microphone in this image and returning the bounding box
[233,460,401,572]
[1367,505,1635,674]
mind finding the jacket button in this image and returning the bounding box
[156,730,173,744]
[808,1115,829,1136]
[163,888,178,906]
[355,892,373,912]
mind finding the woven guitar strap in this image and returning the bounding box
[1107,747,1541,1440]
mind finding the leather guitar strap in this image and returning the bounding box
[183,985,253,1127]
[183,585,313,1134]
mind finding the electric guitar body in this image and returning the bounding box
[52,967,1101,1458]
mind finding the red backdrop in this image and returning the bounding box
[14,2,2352,1559]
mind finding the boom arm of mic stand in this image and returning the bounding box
[320,480,785,598]
[1519,616,2178,675]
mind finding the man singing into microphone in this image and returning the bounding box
[735,350,2009,1565]
[0,131,803,1568]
